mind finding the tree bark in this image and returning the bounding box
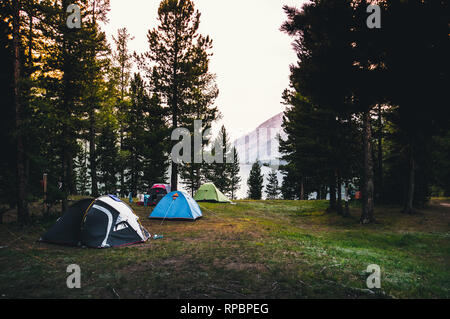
[403,150,416,214]
[318,185,326,200]
[299,176,304,200]
[336,170,343,215]
[170,139,178,191]
[170,27,179,191]
[68,155,76,195]
[132,152,138,196]
[119,128,125,197]
[61,144,69,214]
[343,182,350,217]
[328,176,337,212]
[27,1,33,65]
[377,104,383,203]
[361,109,375,224]
[60,1,69,214]
[13,0,29,224]
[89,110,99,197]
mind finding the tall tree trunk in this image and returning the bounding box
[336,170,343,215]
[404,149,416,214]
[343,181,350,217]
[377,104,383,203]
[299,176,304,200]
[60,1,69,214]
[169,94,178,190]
[61,144,69,214]
[170,148,178,191]
[27,1,33,65]
[170,67,179,190]
[119,38,126,197]
[13,0,29,224]
[132,153,138,196]
[89,111,99,197]
[328,175,336,212]
[68,155,77,195]
[361,109,375,224]
[120,128,125,196]
[318,186,325,200]
[170,22,180,192]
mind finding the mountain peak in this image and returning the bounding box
[256,112,284,130]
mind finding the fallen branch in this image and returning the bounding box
[319,263,340,274]
[111,287,120,299]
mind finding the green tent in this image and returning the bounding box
[194,183,231,203]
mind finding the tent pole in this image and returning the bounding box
[160,199,175,225]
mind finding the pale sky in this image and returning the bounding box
[102,0,305,140]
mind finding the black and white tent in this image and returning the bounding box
[39,195,150,248]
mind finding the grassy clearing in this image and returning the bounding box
[0,198,448,298]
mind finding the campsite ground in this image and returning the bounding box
[0,198,449,299]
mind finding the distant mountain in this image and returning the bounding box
[233,112,286,199]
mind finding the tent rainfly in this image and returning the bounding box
[147,183,171,206]
[149,191,202,221]
[193,183,231,203]
[39,195,150,248]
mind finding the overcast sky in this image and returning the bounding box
[102,0,306,140]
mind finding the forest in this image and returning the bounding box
[0,0,449,302]
[0,0,448,227]
[277,0,449,223]
[0,0,244,224]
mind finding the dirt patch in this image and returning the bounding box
[224,262,267,272]
[122,256,186,274]
[211,258,268,272]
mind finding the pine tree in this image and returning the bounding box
[123,73,149,196]
[142,93,170,191]
[265,168,279,200]
[74,141,91,196]
[12,0,29,223]
[0,1,17,210]
[229,147,241,200]
[281,1,367,218]
[247,161,263,200]
[112,27,133,102]
[96,108,119,194]
[142,0,218,191]
[111,27,133,196]
[29,0,111,210]
[81,1,111,197]
[180,162,204,197]
[380,0,447,214]
[204,125,232,195]
[59,0,94,209]
[280,163,300,200]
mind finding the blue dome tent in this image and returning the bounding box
[148,191,202,221]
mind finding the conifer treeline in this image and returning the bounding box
[0,0,241,223]
[1,0,447,225]
[279,0,448,222]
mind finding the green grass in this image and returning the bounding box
[0,198,448,298]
